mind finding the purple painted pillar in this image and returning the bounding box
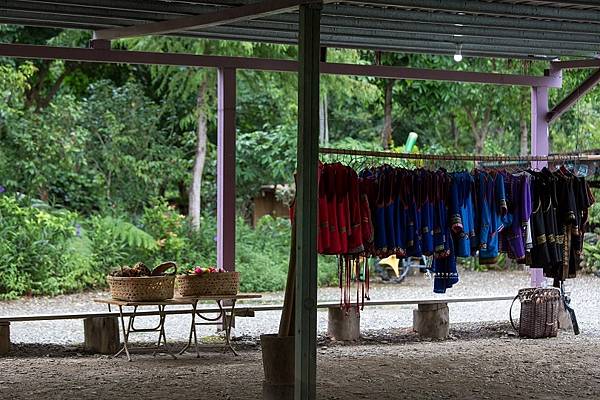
[530,86,549,287]
[531,86,549,170]
[217,67,236,272]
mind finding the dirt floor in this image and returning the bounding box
[2,322,599,400]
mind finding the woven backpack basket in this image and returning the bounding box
[107,262,177,302]
[175,272,240,297]
[510,287,561,339]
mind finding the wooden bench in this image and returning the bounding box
[0,295,514,354]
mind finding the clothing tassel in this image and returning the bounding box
[355,256,360,313]
[338,256,343,309]
[346,256,351,311]
[365,257,370,301]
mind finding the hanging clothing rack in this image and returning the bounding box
[319,147,600,162]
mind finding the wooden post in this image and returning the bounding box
[295,3,321,400]
[0,322,10,355]
[217,67,237,331]
[217,67,237,273]
[84,317,120,354]
[413,303,449,339]
[327,307,360,341]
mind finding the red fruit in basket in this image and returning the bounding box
[194,267,203,275]
[209,267,216,273]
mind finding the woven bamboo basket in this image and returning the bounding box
[510,287,561,338]
[107,275,175,302]
[175,272,240,297]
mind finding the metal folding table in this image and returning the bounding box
[94,294,261,361]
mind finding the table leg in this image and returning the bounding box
[114,305,132,362]
[153,305,162,357]
[179,303,193,355]
[222,299,238,356]
[192,301,200,357]
[179,301,200,357]
[158,305,176,359]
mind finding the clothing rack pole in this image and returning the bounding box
[318,147,600,163]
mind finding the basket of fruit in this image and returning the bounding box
[175,266,239,297]
[107,261,177,302]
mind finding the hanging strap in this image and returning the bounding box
[561,284,580,335]
[509,293,520,333]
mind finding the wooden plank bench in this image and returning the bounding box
[0,295,515,354]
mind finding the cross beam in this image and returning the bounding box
[547,69,600,123]
[93,0,322,40]
[0,43,562,88]
[551,58,600,71]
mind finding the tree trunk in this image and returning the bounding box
[381,79,394,150]
[466,108,490,156]
[474,133,485,155]
[450,113,458,147]
[520,118,529,156]
[189,79,209,230]
[319,93,329,145]
[25,61,77,111]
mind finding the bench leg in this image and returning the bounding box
[84,317,120,354]
[327,307,360,341]
[0,322,10,355]
[413,303,449,339]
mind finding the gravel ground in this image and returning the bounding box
[1,322,600,399]
[2,270,600,399]
[1,269,599,344]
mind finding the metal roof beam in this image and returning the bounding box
[346,0,600,22]
[175,29,558,60]
[21,0,226,14]
[227,20,600,53]
[0,16,584,59]
[15,1,600,35]
[323,4,600,35]
[0,8,149,27]
[272,14,600,45]
[547,69,600,123]
[196,25,596,57]
[1,0,198,21]
[92,0,319,40]
[9,2,600,45]
[0,43,562,87]
[182,0,600,7]
[4,7,596,57]
[524,1,600,6]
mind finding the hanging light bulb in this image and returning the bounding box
[454,43,463,62]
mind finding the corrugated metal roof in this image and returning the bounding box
[1,1,600,59]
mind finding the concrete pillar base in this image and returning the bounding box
[327,307,360,341]
[413,303,449,339]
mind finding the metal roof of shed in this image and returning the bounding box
[2,1,600,60]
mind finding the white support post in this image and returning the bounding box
[530,86,549,287]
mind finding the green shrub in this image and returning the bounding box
[0,196,163,299]
[583,232,600,274]
[0,195,339,299]
[236,216,338,292]
[0,195,80,298]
